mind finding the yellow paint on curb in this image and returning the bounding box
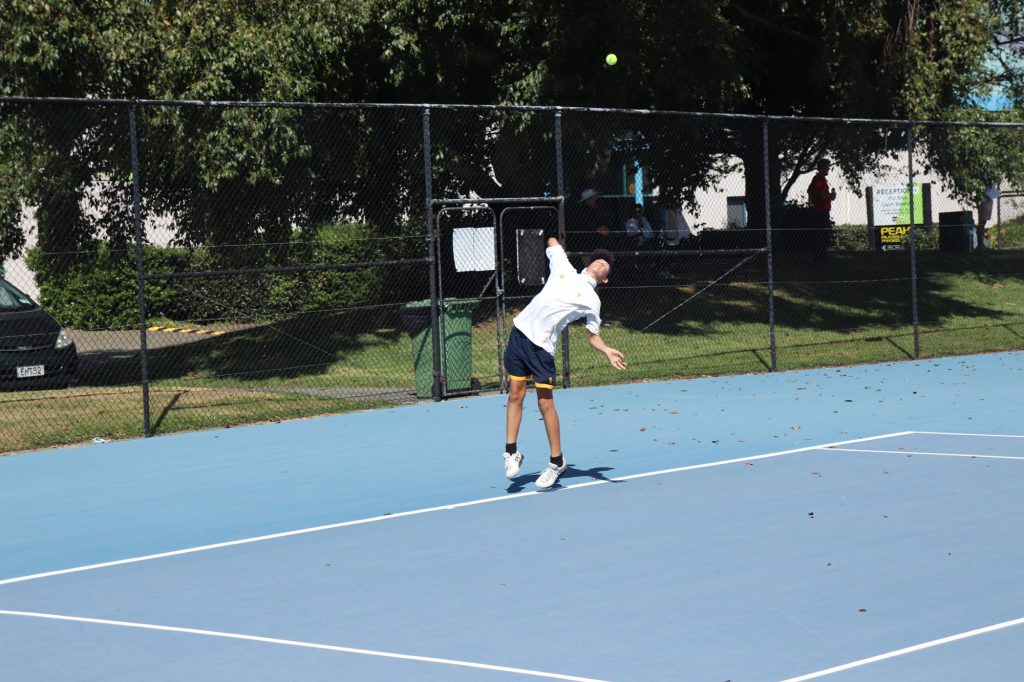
[148,326,225,336]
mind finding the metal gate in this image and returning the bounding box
[431,197,563,398]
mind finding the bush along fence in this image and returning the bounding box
[1,96,1023,452]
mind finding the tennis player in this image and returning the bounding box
[503,236,627,488]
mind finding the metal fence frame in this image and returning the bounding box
[2,96,1022,440]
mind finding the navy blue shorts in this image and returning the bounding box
[504,327,557,389]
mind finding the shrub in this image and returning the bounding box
[26,243,191,329]
[26,221,389,329]
[269,220,385,314]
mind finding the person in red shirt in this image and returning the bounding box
[807,159,837,261]
[808,159,836,212]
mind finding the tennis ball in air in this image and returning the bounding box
[605,53,618,66]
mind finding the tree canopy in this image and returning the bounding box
[0,0,1020,264]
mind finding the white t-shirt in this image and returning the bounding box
[513,245,602,355]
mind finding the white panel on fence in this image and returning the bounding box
[453,227,496,272]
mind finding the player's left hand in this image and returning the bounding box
[606,348,627,370]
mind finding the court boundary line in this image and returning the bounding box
[823,447,1024,461]
[779,615,1024,681]
[0,431,912,587]
[0,609,607,682]
[910,430,1024,439]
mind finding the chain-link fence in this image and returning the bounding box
[2,98,1022,453]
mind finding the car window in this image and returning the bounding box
[0,279,37,311]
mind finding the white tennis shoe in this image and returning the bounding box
[504,451,523,479]
[535,461,568,489]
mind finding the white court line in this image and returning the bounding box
[0,431,913,587]
[0,610,607,682]
[910,430,1024,439]
[823,447,1024,461]
[779,615,1024,681]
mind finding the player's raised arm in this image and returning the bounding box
[544,233,577,278]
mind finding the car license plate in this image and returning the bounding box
[16,365,45,379]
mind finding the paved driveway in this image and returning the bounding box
[69,327,250,372]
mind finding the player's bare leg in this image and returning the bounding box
[535,387,560,457]
[504,378,527,478]
[505,378,527,444]
[535,387,567,488]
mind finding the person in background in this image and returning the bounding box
[571,188,619,253]
[660,206,692,248]
[977,179,999,250]
[807,158,837,261]
[808,159,837,212]
[624,203,656,248]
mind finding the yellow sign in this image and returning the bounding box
[878,225,911,251]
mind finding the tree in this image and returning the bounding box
[0,0,395,270]
[0,0,157,274]
[137,0,389,262]
[1,0,1021,269]
[366,0,1020,228]
[982,0,1023,108]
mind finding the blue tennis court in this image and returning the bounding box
[3,351,1023,681]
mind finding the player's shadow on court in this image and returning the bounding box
[506,465,619,493]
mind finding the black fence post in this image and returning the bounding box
[762,118,778,371]
[129,103,151,436]
[422,106,443,401]
[907,123,920,359]
[555,108,571,388]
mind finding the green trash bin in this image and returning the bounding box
[402,298,477,398]
[938,211,975,253]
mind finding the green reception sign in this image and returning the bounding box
[871,183,926,226]
[868,183,931,251]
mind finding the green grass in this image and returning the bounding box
[4,238,1024,454]
[0,385,389,454]
[992,216,1024,248]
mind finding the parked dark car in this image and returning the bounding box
[0,278,78,388]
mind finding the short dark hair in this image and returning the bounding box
[590,248,615,266]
